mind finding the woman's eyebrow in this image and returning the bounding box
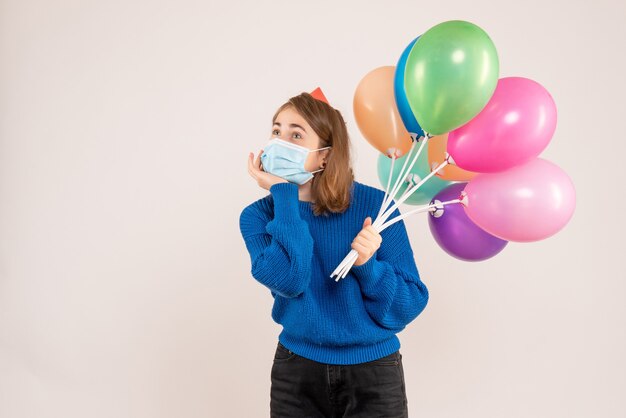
[272,122,307,133]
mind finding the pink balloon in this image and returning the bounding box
[463,158,576,242]
[448,77,557,173]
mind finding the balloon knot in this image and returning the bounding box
[430,199,445,218]
[459,191,469,207]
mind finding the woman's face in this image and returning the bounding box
[271,107,328,174]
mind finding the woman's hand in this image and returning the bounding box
[351,217,382,266]
[248,149,289,190]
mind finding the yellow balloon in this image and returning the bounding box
[353,66,412,158]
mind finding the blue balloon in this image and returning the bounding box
[394,37,424,139]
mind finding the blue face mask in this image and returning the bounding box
[261,138,332,185]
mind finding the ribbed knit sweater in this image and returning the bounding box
[238,181,429,365]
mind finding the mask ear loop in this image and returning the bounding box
[311,145,332,152]
[310,146,332,174]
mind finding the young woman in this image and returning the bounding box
[239,90,429,417]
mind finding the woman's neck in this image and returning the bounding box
[298,181,313,202]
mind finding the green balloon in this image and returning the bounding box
[377,151,451,206]
[404,20,499,135]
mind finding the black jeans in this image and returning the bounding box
[270,342,408,418]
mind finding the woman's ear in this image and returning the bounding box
[320,150,330,167]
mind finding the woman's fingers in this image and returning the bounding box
[351,241,369,255]
[360,227,379,242]
[354,231,381,259]
[354,235,376,253]
[358,228,382,247]
[255,149,264,171]
[249,150,279,190]
[247,153,258,180]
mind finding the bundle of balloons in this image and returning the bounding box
[331,20,576,281]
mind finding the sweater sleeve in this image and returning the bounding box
[239,183,314,298]
[350,203,429,331]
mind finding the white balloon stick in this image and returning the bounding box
[332,251,358,281]
[377,154,396,220]
[374,158,450,229]
[331,135,456,283]
[337,256,357,281]
[331,249,358,277]
[378,198,462,231]
[334,200,459,281]
[378,138,419,219]
[375,136,428,224]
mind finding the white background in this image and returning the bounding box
[1,0,624,417]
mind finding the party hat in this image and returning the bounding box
[310,87,329,105]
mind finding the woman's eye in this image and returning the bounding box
[272,129,280,135]
[293,133,302,139]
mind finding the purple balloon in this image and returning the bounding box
[428,183,507,261]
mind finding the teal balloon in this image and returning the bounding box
[377,150,451,205]
[404,20,499,135]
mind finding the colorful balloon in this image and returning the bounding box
[463,158,576,242]
[429,183,507,261]
[354,66,413,158]
[404,20,499,135]
[448,77,558,173]
[377,149,450,205]
[427,133,477,181]
[394,36,424,139]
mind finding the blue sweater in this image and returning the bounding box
[238,181,429,365]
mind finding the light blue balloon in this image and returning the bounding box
[394,37,424,138]
[377,150,451,206]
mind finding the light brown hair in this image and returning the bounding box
[272,92,354,216]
